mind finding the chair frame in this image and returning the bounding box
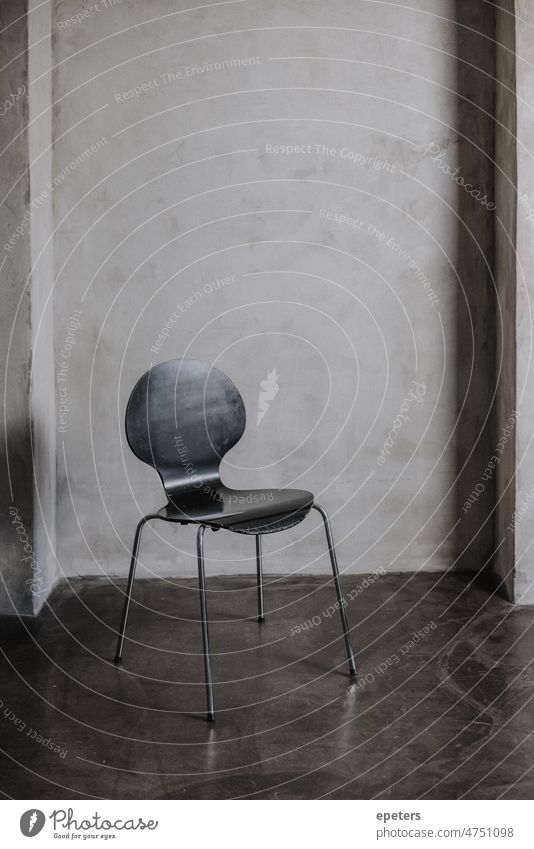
[114,505,356,722]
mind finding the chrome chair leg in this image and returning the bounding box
[313,504,357,676]
[256,535,265,622]
[197,525,215,721]
[114,514,157,665]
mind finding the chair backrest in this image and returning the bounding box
[125,358,246,499]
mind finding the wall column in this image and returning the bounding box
[0,0,56,614]
[495,0,534,603]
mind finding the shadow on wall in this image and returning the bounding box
[0,420,34,616]
[453,1,498,580]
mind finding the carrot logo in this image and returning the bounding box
[257,369,280,425]
[20,810,46,837]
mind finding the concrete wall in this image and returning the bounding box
[28,0,57,612]
[51,0,497,579]
[454,2,497,572]
[494,0,517,599]
[504,0,534,603]
[0,1,57,614]
[492,0,534,604]
[0,1,34,614]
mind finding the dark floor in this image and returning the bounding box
[0,571,533,799]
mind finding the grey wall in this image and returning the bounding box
[50,0,497,580]
[502,0,534,603]
[0,0,57,615]
[454,3,497,572]
[0,1,34,614]
[28,0,57,612]
[494,0,517,600]
[491,0,534,605]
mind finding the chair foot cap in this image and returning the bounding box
[114,656,123,666]
[349,666,357,677]
[207,713,215,722]
[258,616,265,623]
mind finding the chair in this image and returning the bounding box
[115,357,356,720]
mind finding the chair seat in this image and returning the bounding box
[157,486,314,534]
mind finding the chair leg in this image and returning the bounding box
[313,504,357,676]
[197,525,215,721]
[256,535,265,622]
[114,514,156,665]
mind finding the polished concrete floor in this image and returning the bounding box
[0,571,533,799]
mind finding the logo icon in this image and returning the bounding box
[257,368,280,425]
[20,810,46,837]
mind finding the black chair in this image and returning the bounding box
[115,358,356,720]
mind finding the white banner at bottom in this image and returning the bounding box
[2,800,531,848]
